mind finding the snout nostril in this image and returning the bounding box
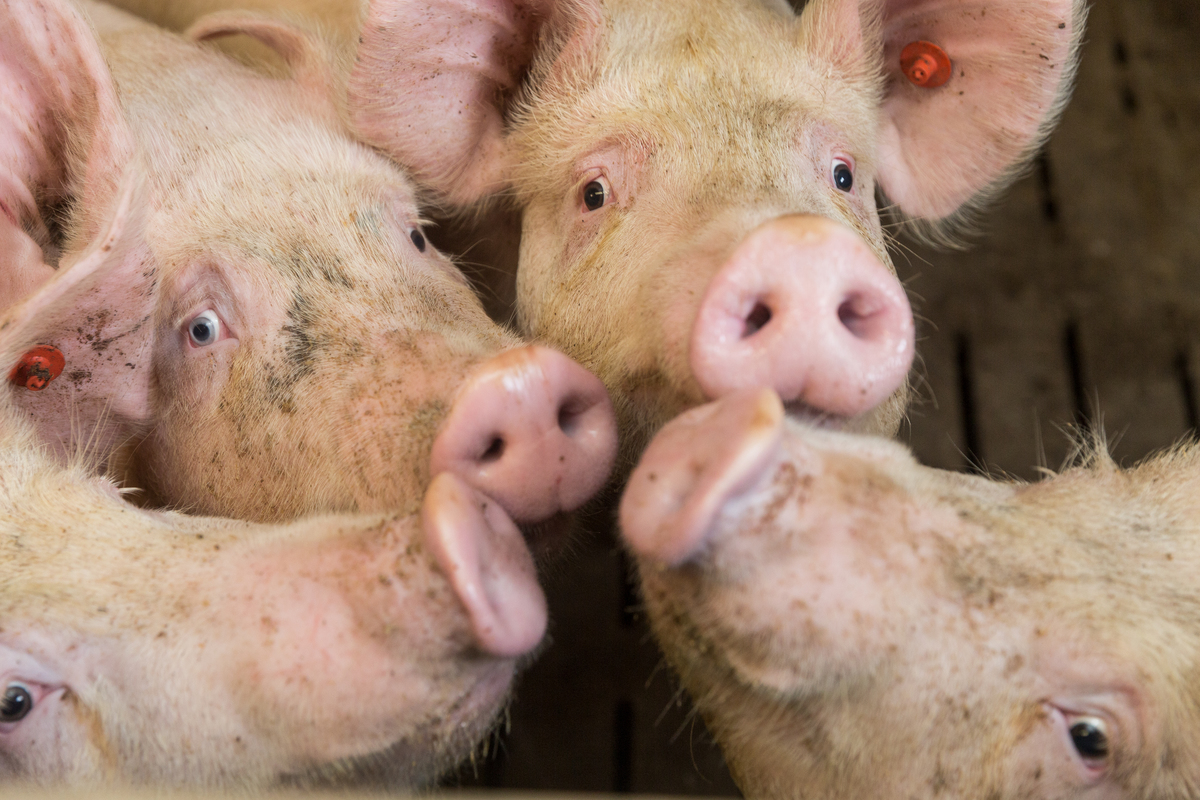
[837,293,883,340]
[480,437,505,464]
[743,302,772,338]
[557,398,586,437]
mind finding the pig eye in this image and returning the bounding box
[1069,717,1110,761]
[186,310,221,347]
[582,178,610,212]
[0,684,32,723]
[832,158,854,192]
[409,227,427,253]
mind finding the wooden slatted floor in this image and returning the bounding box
[444,0,1200,792]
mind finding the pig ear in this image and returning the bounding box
[801,0,1085,226]
[185,11,339,109]
[346,0,566,206]
[0,0,135,315]
[0,170,157,461]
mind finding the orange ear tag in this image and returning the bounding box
[9,345,65,391]
[900,41,952,89]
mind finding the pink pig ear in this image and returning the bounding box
[801,0,1085,225]
[0,0,135,314]
[185,11,340,111]
[0,170,157,463]
[0,0,155,462]
[346,0,566,206]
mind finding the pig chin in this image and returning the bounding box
[278,660,519,789]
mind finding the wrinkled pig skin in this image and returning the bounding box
[0,392,548,789]
[621,389,1200,799]
[0,0,616,527]
[95,0,1085,472]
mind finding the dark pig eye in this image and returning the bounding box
[832,158,854,192]
[187,310,221,347]
[0,684,32,722]
[409,227,427,252]
[583,179,609,212]
[1069,717,1109,760]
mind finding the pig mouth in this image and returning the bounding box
[518,511,573,559]
[783,400,847,430]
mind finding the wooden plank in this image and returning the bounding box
[478,528,629,791]
[1034,0,1198,464]
[899,313,970,472]
[1073,312,1191,465]
[899,166,1078,480]
[628,626,740,795]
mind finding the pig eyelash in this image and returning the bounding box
[580,175,613,213]
[831,157,855,193]
[185,309,224,348]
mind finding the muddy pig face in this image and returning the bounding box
[621,389,1200,799]
[501,0,1083,460]
[0,0,616,525]
[0,312,548,787]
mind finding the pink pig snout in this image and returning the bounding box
[620,388,786,566]
[690,215,914,418]
[423,472,548,657]
[431,346,618,524]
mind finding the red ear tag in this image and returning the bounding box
[9,345,65,391]
[901,41,952,88]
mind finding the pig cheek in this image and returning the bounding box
[331,337,485,515]
[224,552,487,765]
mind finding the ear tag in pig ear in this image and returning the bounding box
[9,346,65,391]
[901,41,952,89]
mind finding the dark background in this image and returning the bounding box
[442,0,1200,792]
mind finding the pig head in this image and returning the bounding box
[0,299,549,787]
[0,0,616,525]
[621,389,1200,799]
[501,0,1085,461]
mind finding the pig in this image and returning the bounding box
[0,0,617,529]
[499,0,1086,461]
[0,307,549,787]
[621,387,1200,799]
[121,0,1084,464]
